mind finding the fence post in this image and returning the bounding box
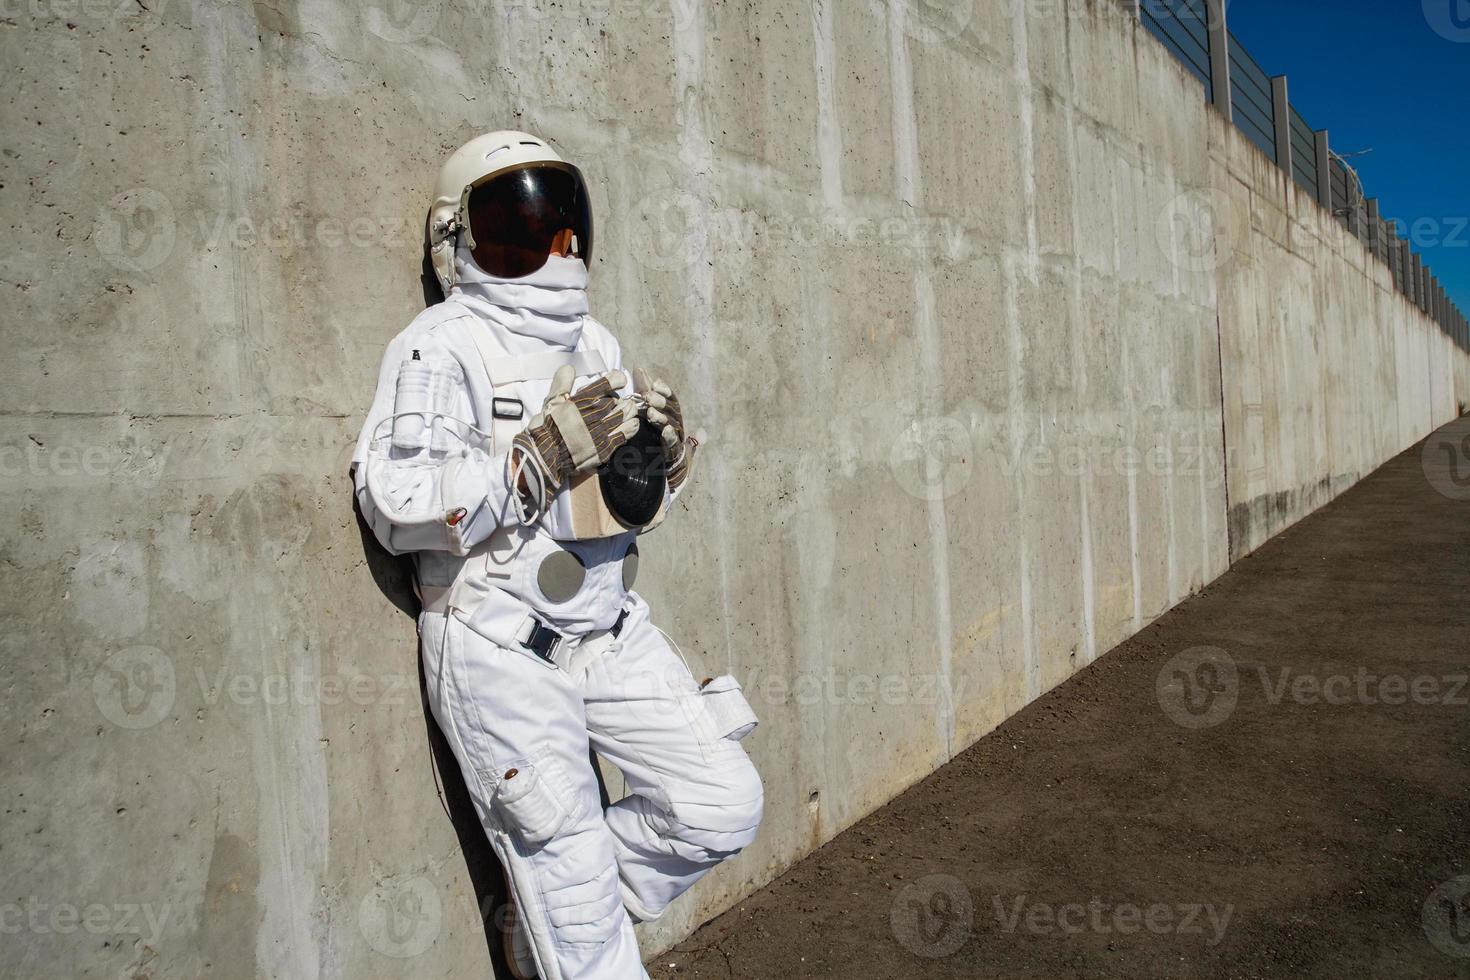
[1390,228,1403,289]
[1205,0,1232,122]
[1314,131,1332,212]
[1271,76,1292,176]
[1366,199,1381,259]
[1399,241,1411,297]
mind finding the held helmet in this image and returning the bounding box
[426,131,593,294]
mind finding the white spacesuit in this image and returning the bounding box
[352,132,763,979]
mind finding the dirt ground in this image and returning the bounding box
[651,434,1470,979]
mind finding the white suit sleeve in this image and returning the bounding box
[353,344,516,557]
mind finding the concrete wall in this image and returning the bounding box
[1,1,1464,977]
[1210,110,1468,560]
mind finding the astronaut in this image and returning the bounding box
[352,132,763,979]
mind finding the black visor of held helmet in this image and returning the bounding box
[460,161,593,279]
[598,420,667,529]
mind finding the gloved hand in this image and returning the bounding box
[511,366,639,498]
[633,370,695,490]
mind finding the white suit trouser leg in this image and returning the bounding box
[420,595,764,980]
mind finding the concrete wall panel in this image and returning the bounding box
[2,0,1465,975]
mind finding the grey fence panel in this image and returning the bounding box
[1230,83,1277,158]
[1288,106,1317,195]
[1228,32,1277,159]
[1135,0,1466,336]
[1141,1,1213,100]
[1330,161,1350,225]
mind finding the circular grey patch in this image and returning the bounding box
[622,543,639,591]
[537,550,586,604]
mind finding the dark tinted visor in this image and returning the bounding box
[464,162,593,279]
[599,420,666,529]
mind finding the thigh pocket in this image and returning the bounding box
[488,756,577,849]
[694,675,758,744]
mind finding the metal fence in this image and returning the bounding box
[1136,0,1470,353]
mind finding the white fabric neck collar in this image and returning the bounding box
[450,246,590,350]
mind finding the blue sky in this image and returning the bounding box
[1225,0,1469,318]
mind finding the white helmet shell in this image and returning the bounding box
[427,131,566,294]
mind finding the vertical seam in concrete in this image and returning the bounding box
[886,0,954,760]
[669,0,736,673]
[1009,0,1040,701]
[1124,331,1144,632]
[1059,2,1097,666]
[810,0,845,211]
[196,9,325,978]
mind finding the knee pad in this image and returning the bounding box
[536,831,625,949]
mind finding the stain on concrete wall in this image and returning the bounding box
[1,0,1464,976]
